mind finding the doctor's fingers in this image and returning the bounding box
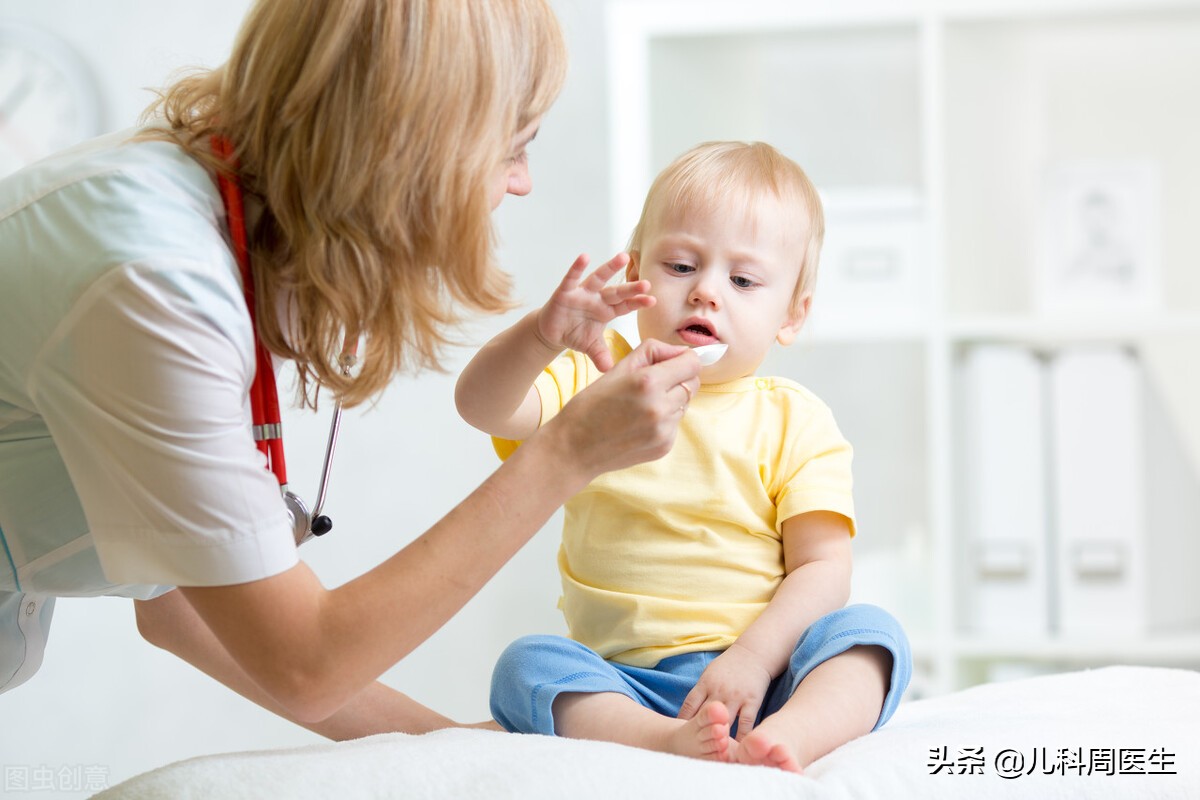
[623,337,700,378]
[613,362,698,426]
[672,377,699,414]
[617,338,701,397]
[559,377,682,470]
[645,360,699,417]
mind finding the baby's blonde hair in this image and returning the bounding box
[628,141,824,314]
[141,0,567,408]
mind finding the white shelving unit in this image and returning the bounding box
[606,0,1200,696]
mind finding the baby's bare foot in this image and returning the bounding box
[669,700,734,762]
[736,728,804,774]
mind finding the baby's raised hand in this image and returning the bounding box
[535,253,653,372]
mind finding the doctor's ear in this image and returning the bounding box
[625,251,641,282]
[776,293,812,346]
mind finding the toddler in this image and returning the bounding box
[455,141,911,772]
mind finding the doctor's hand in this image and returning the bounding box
[543,338,699,477]
[535,252,653,372]
[678,643,774,742]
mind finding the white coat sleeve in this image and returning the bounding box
[26,261,299,587]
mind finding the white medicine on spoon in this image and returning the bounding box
[691,343,728,366]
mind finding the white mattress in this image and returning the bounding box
[96,665,1199,799]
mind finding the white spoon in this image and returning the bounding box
[691,343,728,366]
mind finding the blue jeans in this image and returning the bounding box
[491,603,911,736]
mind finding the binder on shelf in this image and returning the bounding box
[960,345,1050,636]
[1050,348,1145,636]
[1141,341,1200,633]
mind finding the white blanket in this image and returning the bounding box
[96,666,1199,799]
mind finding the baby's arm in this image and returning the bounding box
[678,511,852,738]
[455,309,561,441]
[455,252,651,440]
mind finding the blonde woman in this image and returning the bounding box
[0,0,701,739]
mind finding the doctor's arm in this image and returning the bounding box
[52,270,696,729]
[178,340,700,725]
[134,589,462,738]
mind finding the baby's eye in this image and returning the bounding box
[731,275,757,288]
[507,150,527,166]
[667,263,694,274]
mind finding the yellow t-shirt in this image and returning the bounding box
[495,331,855,668]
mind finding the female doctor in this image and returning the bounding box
[0,0,701,738]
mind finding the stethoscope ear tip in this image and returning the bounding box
[311,515,333,536]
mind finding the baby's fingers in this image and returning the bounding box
[586,342,615,373]
[557,253,591,288]
[600,281,653,316]
[678,686,708,721]
[582,251,631,291]
[600,280,650,303]
[734,705,758,741]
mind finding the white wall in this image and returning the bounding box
[0,1,615,796]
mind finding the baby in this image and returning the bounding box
[455,141,911,771]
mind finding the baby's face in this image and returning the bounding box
[628,196,809,384]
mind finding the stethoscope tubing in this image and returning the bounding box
[311,385,347,520]
[310,402,340,522]
[212,133,345,541]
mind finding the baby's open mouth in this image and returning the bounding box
[679,321,718,346]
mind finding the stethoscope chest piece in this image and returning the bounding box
[285,490,334,546]
[284,491,313,546]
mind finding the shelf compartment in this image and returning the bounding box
[944,313,1200,346]
[942,8,1200,317]
[648,24,923,192]
[951,634,1200,664]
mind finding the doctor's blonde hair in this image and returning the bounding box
[141,0,567,408]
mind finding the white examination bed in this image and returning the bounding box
[96,665,1198,799]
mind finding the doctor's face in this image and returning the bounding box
[489,118,540,210]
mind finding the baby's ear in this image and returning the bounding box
[625,251,641,282]
[776,293,812,346]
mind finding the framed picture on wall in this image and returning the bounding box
[1036,160,1161,315]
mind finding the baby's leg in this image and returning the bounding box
[490,635,733,762]
[737,604,912,772]
[736,645,891,772]
[555,691,734,763]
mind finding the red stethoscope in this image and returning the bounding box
[212,135,345,545]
